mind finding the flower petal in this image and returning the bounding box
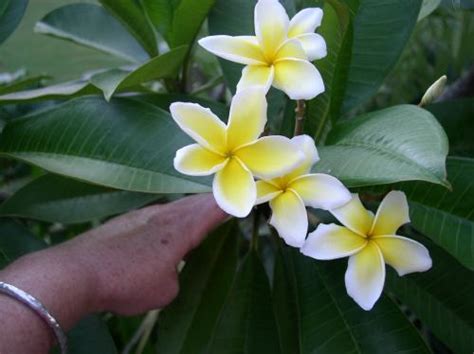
[370,191,410,236]
[284,134,319,181]
[174,144,227,176]
[256,180,282,204]
[237,65,274,93]
[274,39,307,61]
[235,136,304,180]
[198,35,266,65]
[170,102,226,153]
[269,190,307,247]
[301,223,367,260]
[254,0,289,59]
[226,87,267,150]
[373,236,432,276]
[273,59,324,100]
[290,173,351,209]
[213,157,256,217]
[295,33,327,61]
[288,8,323,37]
[345,242,385,311]
[331,194,373,237]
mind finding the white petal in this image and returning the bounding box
[174,144,227,176]
[237,65,274,93]
[213,157,256,218]
[373,235,432,276]
[256,180,282,205]
[284,134,320,180]
[331,194,373,237]
[295,33,327,61]
[273,58,324,100]
[274,38,307,61]
[254,0,289,58]
[269,190,308,247]
[301,223,367,260]
[288,8,323,37]
[170,102,226,153]
[290,173,351,209]
[198,35,266,65]
[235,135,304,180]
[227,87,267,150]
[370,191,410,236]
[345,242,385,311]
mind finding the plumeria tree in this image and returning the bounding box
[0,0,473,353]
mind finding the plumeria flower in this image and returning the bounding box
[301,191,432,311]
[255,135,351,247]
[171,88,304,218]
[198,0,326,100]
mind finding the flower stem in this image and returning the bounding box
[293,100,306,136]
[251,209,260,251]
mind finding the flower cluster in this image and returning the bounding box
[170,0,432,311]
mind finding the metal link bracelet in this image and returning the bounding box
[0,281,67,353]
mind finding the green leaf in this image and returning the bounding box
[0,75,48,95]
[98,0,158,57]
[0,174,159,224]
[0,96,211,194]
[167,0,216,48]
[418,0,441,20]
[0,80,100,104]
[0,219,44,268]
[208,250,282,354]
[157,221,239,354]
[275,246,430,354]
[386,232,474,354]
[343,0,422,112]
[427,98,474,157]
[141,0,172,38]
[305,0,353,142]
[90,46,188,100]
[60,315,118,354]
[313,105,449,188]
[401,157,474,270]
[0,0,28,46]
[35,3,149,63]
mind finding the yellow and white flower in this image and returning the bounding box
[301,191,432,310]
[256,135,351,247]
[171,88,304,218]
[198,0,326,100]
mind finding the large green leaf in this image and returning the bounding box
[0,97,211,193]
[90,46,187,100]
[141,0,172,38]
[0,75,49,95]
[305,0,353,142]
[427,98,474,157]
[342,0,422,112]
[98,0,158,57]
[0,0,28,45]
[418,0,441,20]
[0,174,159,224]
[401,157,474,270]
[157,221,239,354]
[35,3,149,63]
[208,250,282,354]
[386,231,474,354]
[274,246,430,354]
[313,105,449,187]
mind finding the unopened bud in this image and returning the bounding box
[419,75,447,106]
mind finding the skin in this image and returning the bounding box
[0,194,227,354]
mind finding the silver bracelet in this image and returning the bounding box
[0,281,68,353]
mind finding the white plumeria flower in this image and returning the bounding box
[171,88,304,218]
[198,0,326,100]
[255,135,351,247]
[301,191,432,311]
